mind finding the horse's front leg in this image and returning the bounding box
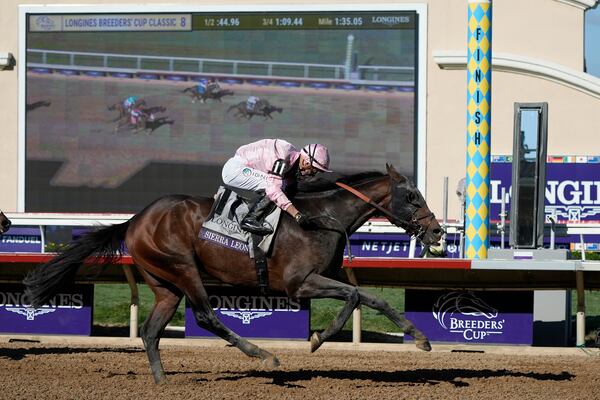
[290,273,431,353]
[290,273,360,352]
[356,287,431,351]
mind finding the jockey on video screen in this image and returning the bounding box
[246,96,261,113]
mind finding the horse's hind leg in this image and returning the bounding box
[138,269,183,384]
[184,272,280,368]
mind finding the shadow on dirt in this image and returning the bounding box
[213,368,574,388]
[0,345,143,361]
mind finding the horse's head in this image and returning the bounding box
[0,211,11,234]
[386,164,443,245]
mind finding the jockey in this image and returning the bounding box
[206,78,220,94]
[130,107,143,124]
[197,81,207,95]
[123,96,140,111]
[222,139,332,235]
[246,96,261,113]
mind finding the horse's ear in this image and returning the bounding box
[386,164,406,183]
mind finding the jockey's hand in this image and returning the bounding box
[295,213,317,229]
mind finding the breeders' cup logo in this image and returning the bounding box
[34,15,57,31]
[432,292,504,341]
[210,294,301,325]
[0,290,84,321]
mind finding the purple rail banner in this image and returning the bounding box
[0,283,93,335]
[0,227,43,253]
[405,289,533,345]
[185,287,309,340]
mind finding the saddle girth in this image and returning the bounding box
[251,234,269,295]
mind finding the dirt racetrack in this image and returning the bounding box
[1,338,599,400]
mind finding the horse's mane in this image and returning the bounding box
[295,171,385,196]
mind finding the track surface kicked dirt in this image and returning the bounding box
[1,342,599,400]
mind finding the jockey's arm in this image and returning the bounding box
[285,204,300,219]
[265,175,300,219]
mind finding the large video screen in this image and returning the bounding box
[21,5,423,213]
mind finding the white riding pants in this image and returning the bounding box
[222,156,269,191]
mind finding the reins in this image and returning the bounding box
[335,182,404,226]
[335,181,435,242]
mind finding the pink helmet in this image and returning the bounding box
[301,143,332,172]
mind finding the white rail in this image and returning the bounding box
[26,48,414,84]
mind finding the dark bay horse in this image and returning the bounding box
[108,99,146,122]
[227,100,283,120]
[183,86,234,103]
[23,165,442,384]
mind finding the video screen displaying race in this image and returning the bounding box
[24,9,419,213]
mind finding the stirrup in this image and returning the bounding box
[241,219,273,235]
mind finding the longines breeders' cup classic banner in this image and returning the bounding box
[0,284,93,335]
[185,287,309,339]
[405,289,533,345]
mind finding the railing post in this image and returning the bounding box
[122,265,139,338]
[442,176,448,253]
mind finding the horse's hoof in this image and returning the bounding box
[153,373,167,385]
[415,339,432,352]
[261,355,280,369]
[310,332,322,353]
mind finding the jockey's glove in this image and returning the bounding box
[295,213,317,229]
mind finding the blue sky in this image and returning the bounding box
[585,5,600,76]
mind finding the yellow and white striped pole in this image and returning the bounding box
[465,0,492,259]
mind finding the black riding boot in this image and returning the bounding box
[241,194,274,235]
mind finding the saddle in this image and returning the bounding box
[199,186,282,293]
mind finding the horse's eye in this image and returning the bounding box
[407,191,417,203]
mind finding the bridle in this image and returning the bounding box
[335,181,435,240]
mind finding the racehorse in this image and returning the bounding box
[0,211,11,234]
[183,86,234,103]
[227,100,283,120]
[26,100,51,112]
[113,106,170,134]
[23,165,443,384]
[108,99,147,122]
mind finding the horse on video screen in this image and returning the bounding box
[227,100,283,120]
[183,86,234,103]
[0,211,11,234]
[108,99,147,122]
[113,106,172,134]
[26,100,51,112]
[23,165,442,384]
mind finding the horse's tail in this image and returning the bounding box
[227,103,239,113]
[23,221,130,308]
[182,87,192,93]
